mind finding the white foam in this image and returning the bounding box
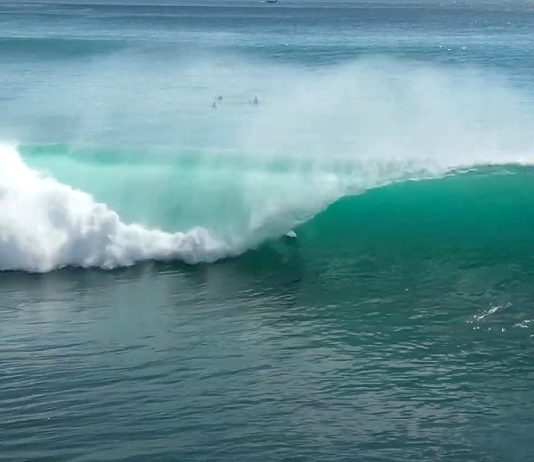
[0,144,228,272]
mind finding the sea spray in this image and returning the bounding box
[3,58,534,271]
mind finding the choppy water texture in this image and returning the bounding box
[1,1,534,460]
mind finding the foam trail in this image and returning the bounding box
[0,144,227,272]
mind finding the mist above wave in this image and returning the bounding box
[2,56,534,271]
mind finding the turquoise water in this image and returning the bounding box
[2,1,534,460]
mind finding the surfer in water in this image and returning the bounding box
[211,95,223,109]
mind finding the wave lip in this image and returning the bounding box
[0,144,227,272]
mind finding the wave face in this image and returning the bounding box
[296,165,534,259]
[3,58,534,272]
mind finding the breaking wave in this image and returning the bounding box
[2,141,534,273]
[3,58,534,272]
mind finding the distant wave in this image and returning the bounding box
[0,36,126,59]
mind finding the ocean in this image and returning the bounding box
[1,1,534,460]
